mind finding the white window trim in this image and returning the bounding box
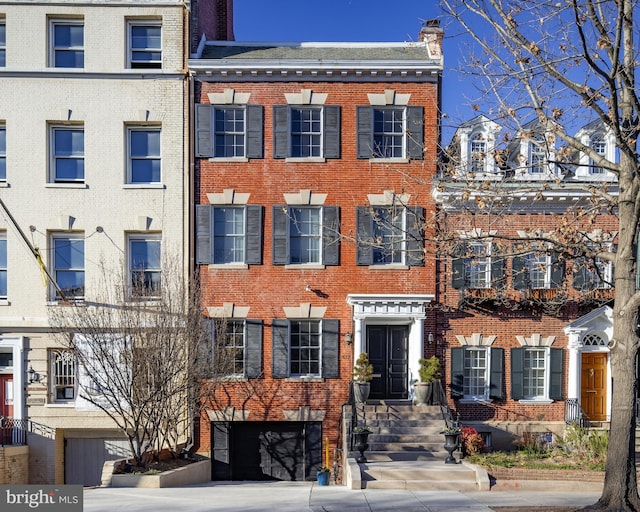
[126,126,161,185]
[49,19,84,68]
[371,206,407,266]
[466,240,492,289]
[460,346,492,402]
[127,20,162,69]
[49,349,77,404]
[372,106,407,160]
[127,233,162,298]
[527,252,553,289]
[519,347,551,402]
[289,206,323,265]
[49,124,84,184]
[212,106,247,159]
[575,128,617,181]
[288,319,323,378]
[212,206,246,265]
[288,106,324,159]
[0,231,6,300]
[50,232,85,301]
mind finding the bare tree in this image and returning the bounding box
[48,254,212,467]
[440,0,639,508]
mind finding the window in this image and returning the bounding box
[273,105,340,159]
[272,206,339,266]
[0,232,6,299]
[128,21,161,69]
[511,347,563,401]
[215,107,245,158]
[452,241,505,290]
[127,128,160,183]
[50,20,83,68]
[271,319,339,378]
[0,124,5,181]
[211,318,263,378]
[356,106,423,160]
[51,234,84,300]
[528,134,546,174]
[450,346,503,401]
[466,242,490,289]
[128,235,161,297]
[195,205,262,265]
[512,249,564,291]
[590,135,606,174]
[195,104,263,159]
[573,246,613,291]
[0,20,5,67]
[470,134,486,174]
[216,320,245,375]
[51,126,84,182]
[355,206,425,267]
[50,350,76,402]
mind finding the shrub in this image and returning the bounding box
[515,431,549,456]
[461,426,485,457]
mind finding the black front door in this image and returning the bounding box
[367,325,409,399]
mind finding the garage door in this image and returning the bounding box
[65,438,132,486]
[211,421,321,481]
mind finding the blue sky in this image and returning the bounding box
[232,0,475,143]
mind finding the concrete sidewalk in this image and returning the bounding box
[83,481,603,512]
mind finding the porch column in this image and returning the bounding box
[353,316,366,358]
[565,328,582,402]
[407,317,424,399]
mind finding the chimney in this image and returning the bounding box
[419,19,443,60]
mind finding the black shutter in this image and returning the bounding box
[245,319,263,378]
[512,254,528,290]
[510,348,524,400]
[550,253,565,289]
[491,243,506,289]
[356,106,373,159]
[195,104,213,158]
[323,106,340,159]
[322,206,340,266]
[322,319,339,378]
[273,106,289,159]
[211,422,231,480]
[246,105,264,159]
[450,347,464,399]
[355,206,373,265]
[490,347,504,399]
[549,348,564,400]
[406,106,424,160]
[272,206,289,265]
[406,206,425,267]
[245,205,263,265]
[272,319,289,378]
[451,241,467,289]
[195,205,212,264]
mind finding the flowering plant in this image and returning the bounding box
[317,466,331,473]
[353,426,372,434]
[441,427,462,435]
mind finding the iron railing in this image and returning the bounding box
[0,417,56,447]
[564,398,590,428]
[432,380,460,429]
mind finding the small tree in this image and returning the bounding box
[48,254,212,467]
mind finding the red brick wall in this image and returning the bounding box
[196,79,439,454]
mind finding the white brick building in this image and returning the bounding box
[0,0,233,485]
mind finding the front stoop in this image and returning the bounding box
[359,459,484,491]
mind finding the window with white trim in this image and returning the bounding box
[527,251,552,289]
[528,134,545,174]
[464,347,487,397]
[466,241,491,289]
[127,127,160,184]
[50,349,76,402]
[523,348,546,398]
[450,345,504,401]
[356,105,424,160]
[289,207,321,264]
[511,346,563,401]
[470,133,486,174]
[128,234,161,297]
[51,234,84,300]
[213,207,246,264]
[49,19,83,68]
[290,320,321,376]
[291,107,322,157]
[589,134,606,174]
[372,206,405,264]
[214,107,246,158]
[128,21,161,69]
[51,126,84,183]
[216,319,245,375]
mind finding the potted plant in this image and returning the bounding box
[351,352,373,404]
[316,466,331,486]
[414,356,441,405]
[352,426,372,463]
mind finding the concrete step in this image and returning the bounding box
[371,426,445,435]
[367,442,446,452]
[367,434,445,444]
[364,451,450,462]
[360,460,478,491]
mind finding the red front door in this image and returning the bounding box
[0,375,13,417]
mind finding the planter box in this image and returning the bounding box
[110,459,211,488]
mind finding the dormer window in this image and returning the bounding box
[589,134,606,174]
[528,134,546,174]
[470,133,486,174]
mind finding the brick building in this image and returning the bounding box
[189,23,444,480]
[436,115,618,448]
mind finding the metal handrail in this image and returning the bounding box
[432,380,460,429]
[0,417,56,447]
[565,398,590,428]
